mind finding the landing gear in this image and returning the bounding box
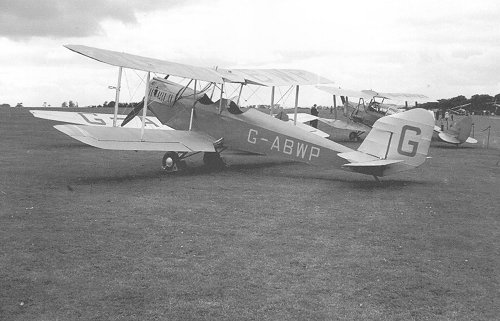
[161,152,186,172]
[203,152,226,169]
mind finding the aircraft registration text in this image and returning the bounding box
[247,129,320,161]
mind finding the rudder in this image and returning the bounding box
[357,108,434,175]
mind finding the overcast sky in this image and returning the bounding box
[1,0,500,107]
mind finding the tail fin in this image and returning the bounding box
[439,116,473,144]
[341,108,434,176]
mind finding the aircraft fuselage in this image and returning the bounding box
[148,98,353,167]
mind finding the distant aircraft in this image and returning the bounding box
[31,45,436,180]
[433,116,478,145]
[316,86,477,146]
[448,103,471,116]
[285,109,368,141]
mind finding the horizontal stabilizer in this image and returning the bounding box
[438,132,461,144]
[343,159,404,167]
[54,125,216,152]
[466,137,478,144]
[342,159,404,177]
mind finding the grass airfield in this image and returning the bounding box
[1,107,499,320]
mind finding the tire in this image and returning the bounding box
[162,152,179,172]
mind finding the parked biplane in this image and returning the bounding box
[433,117,478,145]
[32,45,436,179]
[316,86,477,146]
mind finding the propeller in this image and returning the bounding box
[121,99,144,127]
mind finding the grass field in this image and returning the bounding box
[1,107,499,320]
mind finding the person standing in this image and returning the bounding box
[310,104,319,128]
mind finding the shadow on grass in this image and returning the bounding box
[30,142,97,150]
[336,178,432,189]
[431,143,477,150]
[69,158,432,189]
[70,161,288,185]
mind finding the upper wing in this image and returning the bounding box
[370,91,435,103]
[30,110,171,130]
[223,69,333,86]
[65,44,243,83]
[316,86,374,100]
[317,85,435,103]
[65,45,333,86]
[54,125,216,152]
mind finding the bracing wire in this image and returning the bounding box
[275,85,294,106]
[243,85,266,105]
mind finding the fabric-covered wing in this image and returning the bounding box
[289,121,330,138]
[65,45,333,86]
[318,118,368,132]
[65,45,242,84]
[289,112,318,124]
[373,92,435,103]
[30,110,171,130]
[54,125,216,152]
[224,69,333,86]
[316,86,374,99]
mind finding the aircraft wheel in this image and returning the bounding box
[349,132,358,142]
[203,152,226,169]
[162,152,179,172]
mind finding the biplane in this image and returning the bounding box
[316,86,477,146]
[433,117,478,145]
[31,45,436,179]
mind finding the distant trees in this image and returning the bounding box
[92,101,138,108]
[422,94,500,115]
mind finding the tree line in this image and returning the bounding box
[420,93,500,115]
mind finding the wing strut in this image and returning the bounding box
[218,82,224,114]
[141,72,151,140]
[113,66,123,127]
[333,94,337,119]
[236,83,244,106]
[270,86,275,116]
[189,79,197,131]
[293,85,299,125]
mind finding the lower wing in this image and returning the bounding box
[318,118,368,132]
[30,110,171,130]
[54,125,216,152]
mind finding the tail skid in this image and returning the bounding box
[338,108,434,176]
